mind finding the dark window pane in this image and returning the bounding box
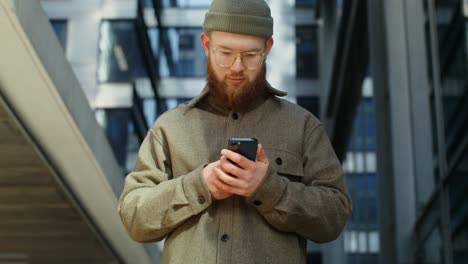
[367,174,377,225]
[171,0,211,7]
[160,28,206,77]
[98,20,148,83]
[363,98,376,149]
[296,0,317,8]
[296,26,319,79]
[296,96,320,117]
[50,20,67,49]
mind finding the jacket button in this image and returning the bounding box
[197,196,205,204]
[253,200,262,206]
[232,112,239,120]
[221,234,229,242]
[275,157,283,165]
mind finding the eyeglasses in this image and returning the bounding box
[211,47,265,70]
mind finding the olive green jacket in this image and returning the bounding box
[118,84,351,264]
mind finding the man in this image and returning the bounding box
[118,0,351,263]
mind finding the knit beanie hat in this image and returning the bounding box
[203,0,273,39]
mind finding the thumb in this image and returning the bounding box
[256,144,268,163]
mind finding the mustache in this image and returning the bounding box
[226,74,246,78]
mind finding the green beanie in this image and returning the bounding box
[203,0,273,39]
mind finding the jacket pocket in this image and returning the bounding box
[266,148,304,183]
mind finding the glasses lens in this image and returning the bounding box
[213,48,263,69]
[214,50,234,67]
[242,53,262,69]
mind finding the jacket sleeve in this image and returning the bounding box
[246,124,352,243]
[118,129,212,243]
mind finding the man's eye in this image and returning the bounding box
[243,53,257,58]
[220,51,231,55]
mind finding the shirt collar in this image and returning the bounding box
[184,81,287,111]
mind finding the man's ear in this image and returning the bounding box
[264,37,274,56]
[200,32,210,56]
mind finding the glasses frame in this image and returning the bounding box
[211,46,266,70]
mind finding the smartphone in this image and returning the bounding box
[227,137,258,161]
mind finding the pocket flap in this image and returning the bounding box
[266,148,304,182]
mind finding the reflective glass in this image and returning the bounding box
[295,0,317,8]
[344,95,379,261]
[421,228,443,264]
[160,28,206,77]
[363,98,376,149]
[159,0,210,8]
[174,0,211,7]
[98,20,147,83]
[50,20,67,49]
[296,26,319,79]
[448,142,468,262]
[423,1,468,262]
[368,231,379,253]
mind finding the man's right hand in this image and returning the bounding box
[202,161,233,200]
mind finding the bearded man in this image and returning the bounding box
[118,0,351,263]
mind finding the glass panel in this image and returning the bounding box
[143,99,157,127]
[103,109,131,170]
[295,0,317,8]
[349,231,358,253]
[358,231,367,253]
[126,122,140,173]
[173,0,211,7]
[355,174,365,224]
[159,0,211,7]
[448,140,468,263]
[353,106,363,150]
[296,96,320,117]
[296,26,319,79]
[142,0,152,8]
[347,152,355,173]
[148,28,160,58]
[98,20,148,83]
[363,98,376,149]
[50,20,68,49]
[368,231,379,253]
[430,2,468,260]
[344,95,379,261]
[365,152,376,173]
[166,98,179,110]
[355,152,364,173]
[432,0,468,163]
[344,231,351,252]
[160,28,206,77]
[421,227,443,264]
[441,43,467,162]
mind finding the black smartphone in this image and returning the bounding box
[227,137,258,161]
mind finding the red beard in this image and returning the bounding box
[206,55,266,111]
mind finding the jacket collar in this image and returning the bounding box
[184,81,287,111]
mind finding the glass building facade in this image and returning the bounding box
[420,0,468,262]
[343,90,379,264]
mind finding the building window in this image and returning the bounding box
[97,20,148,83]
[159,28,206,77]
[295,0,317,8]
[165,0,211,8]
[50,20,68,49]
[296,26,319,79]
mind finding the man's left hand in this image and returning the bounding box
[214,144,269,197]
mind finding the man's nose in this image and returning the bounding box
[230,56,245,72]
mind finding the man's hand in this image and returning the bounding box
[215,144,269,197]
[202,161,233,200]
